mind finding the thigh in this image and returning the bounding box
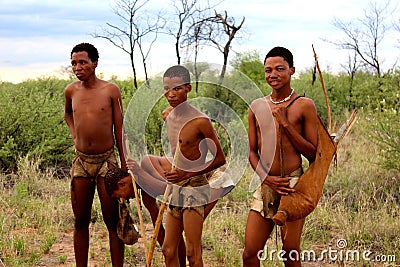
[244,210,275,254]
[163,212,184,251]
[97,175,119,227]
[280,217,305,251]
[71,177,95,217]
[182,210,204,248]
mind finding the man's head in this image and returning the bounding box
[104,168,133,199]
[264,46,294,67]
[163,65,192,107]
[71,43,99,62]
[70,43,99,81]
[263,47,295,90]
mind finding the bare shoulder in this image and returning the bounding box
[64,81,79,96]
[101,80,121,97]
[296,96,316,110]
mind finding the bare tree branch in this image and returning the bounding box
[327,0,395,77]
[91,0,162,88]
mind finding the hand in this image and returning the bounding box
[262,174,295,195]
[164,168,190,183]
[272,106,289,127]
[126,158,141,174]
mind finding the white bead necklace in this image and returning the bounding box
[269,89,294,105]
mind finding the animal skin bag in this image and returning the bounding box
[117,198,139,245]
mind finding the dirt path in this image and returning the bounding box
[37,221,220,267]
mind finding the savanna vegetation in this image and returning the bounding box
[0,53,399,266]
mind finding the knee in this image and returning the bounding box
[103,214,118,231]
[74,215,90,230]
[242,246,260,266]
[162,243,177,261]
[281,246,301,266]
[102,207,119,231]
[185,242,202,266]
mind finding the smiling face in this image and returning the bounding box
[264,56,295,92]
[71,51,97,81]
[163,76,192,107]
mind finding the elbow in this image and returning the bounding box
[307,149,317,163]
[216,155,226,168]
[218,157,226,168]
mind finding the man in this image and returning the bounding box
[243,46,318,267]
[64,42,126,267]
[158,65,226,266]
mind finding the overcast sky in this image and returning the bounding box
[0,0,398,83]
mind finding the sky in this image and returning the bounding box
[0,0,398,83]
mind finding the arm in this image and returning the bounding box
[247,108,268,179]
[112,85,127,170]
[166,118,226,183]
[198,118,226,175]
[273,99,318,162]
[248,108,293,195]
[64,85,76,140]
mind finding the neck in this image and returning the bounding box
[270,88,294,105]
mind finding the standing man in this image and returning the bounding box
[243,46,318,267]
[160,65,226,266]
[64,42,126,267]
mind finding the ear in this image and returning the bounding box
[93,61,98,69]
[186,84,192,92]
[290,66,295,75]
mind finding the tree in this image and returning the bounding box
[206,11,245,84]
[92,0,162,89]
[329,0,395,77]
[167,0,219,65]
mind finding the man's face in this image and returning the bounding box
[163,76,191,107]
[264,56,295,90]
[110,176,133,199]
[71,51,97,81]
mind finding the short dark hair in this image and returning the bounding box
[104,168,129,196]
[71,43,99,62]
[264,46,294,67]
[163,65,191,85]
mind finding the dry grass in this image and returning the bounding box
[1,114,399,266]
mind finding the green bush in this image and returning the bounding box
[0,78,72,171]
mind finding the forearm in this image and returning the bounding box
[115,131,126,169]
[249,150,269,182]
[64,113,76,140]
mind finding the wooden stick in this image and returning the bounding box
[312,44,332,133]
[146,143,179,267]
[146,183,171,267]
[124,137,148,259]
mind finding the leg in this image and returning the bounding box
[162,212,184,267]
[242,210,275,267]
[71,177,96,267]
[204,200,217,218]
[182,209,204,267]
[141,156,187,267]
[280,218,305,267]
[97,175,124,267]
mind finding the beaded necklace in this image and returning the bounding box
[269,89,294,105]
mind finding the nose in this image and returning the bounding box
[165,90,176,98]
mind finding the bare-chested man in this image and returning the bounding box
[138,65,225,267]
[64,43,126,267]
[243,47,318,267]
